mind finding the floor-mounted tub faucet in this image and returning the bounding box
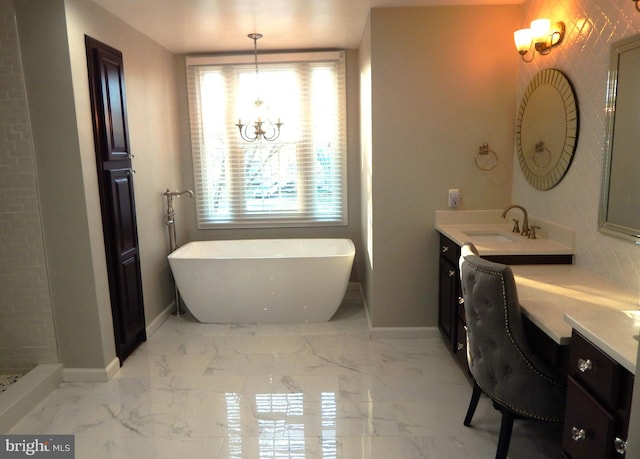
[163,188,194,315]
[163,189,194,225]
[501,204,530,237]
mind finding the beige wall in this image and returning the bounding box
[13,0,183,371]
[362,6,519,327]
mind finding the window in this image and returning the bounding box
[186,51,347,228]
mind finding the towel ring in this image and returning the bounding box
[475,143,498,171]
[532,141,552,168]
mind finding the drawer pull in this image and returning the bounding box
[614,437,627,454]
[571,427,586,441]
[578,358,593,372]
[458,297,465,305]
[448,270,456,278]
[457,342,464,351]
[441,245,450,253]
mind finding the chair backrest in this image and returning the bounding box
[459,243,565,422]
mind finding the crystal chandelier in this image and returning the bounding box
[235,33,283,142]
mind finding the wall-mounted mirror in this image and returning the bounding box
[515,68,579,190]
[599,34,640,244]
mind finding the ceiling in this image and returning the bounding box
[90,0,522,54]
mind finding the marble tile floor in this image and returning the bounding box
[10,286,563,458]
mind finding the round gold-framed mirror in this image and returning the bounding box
[515,68,579,190]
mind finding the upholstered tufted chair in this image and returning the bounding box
[459,243,566,459]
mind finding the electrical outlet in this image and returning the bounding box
[448,189,460,208]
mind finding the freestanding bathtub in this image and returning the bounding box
[167,239,355,323]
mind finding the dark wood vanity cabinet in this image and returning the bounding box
[562,331,634,459]
[437,233,573,374]
[437,235,471,371]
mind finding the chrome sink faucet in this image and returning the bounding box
[501,204,530,237]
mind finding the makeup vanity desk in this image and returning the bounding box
[511,264,638,373]
[511,264,638,459]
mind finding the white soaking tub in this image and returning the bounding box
[168,239,355,323]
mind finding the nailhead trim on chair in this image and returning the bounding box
[488,392,563,423]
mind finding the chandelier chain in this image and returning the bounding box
[235,33,283,142]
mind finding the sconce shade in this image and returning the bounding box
[514,28,533,54]
[530,18,551,43]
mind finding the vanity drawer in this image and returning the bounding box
[563,376,615,459]
[568,331,620,406]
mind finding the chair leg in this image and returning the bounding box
[464,381,482,427]
[495,408,515,459]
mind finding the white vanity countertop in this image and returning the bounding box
[511,264,639,374]
[435,210,575,255]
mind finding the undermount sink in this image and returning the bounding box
[461,230,513,243]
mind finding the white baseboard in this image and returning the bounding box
[359,283,373,326]
[62,302,173,384]
[146,301,174,337]
[357,283,440,339]
[62,356,120,383]
[105,356,120,379]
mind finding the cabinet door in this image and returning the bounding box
[107,168,146,351]
[438,255,458,347]
[563,376,615,459]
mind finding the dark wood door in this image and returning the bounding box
[85,36,146,363]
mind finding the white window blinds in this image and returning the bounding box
[186,51,347,228]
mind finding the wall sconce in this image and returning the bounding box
[514,18,565,62]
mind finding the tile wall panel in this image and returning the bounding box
[513,0,640,298]
[0,0,58,374]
